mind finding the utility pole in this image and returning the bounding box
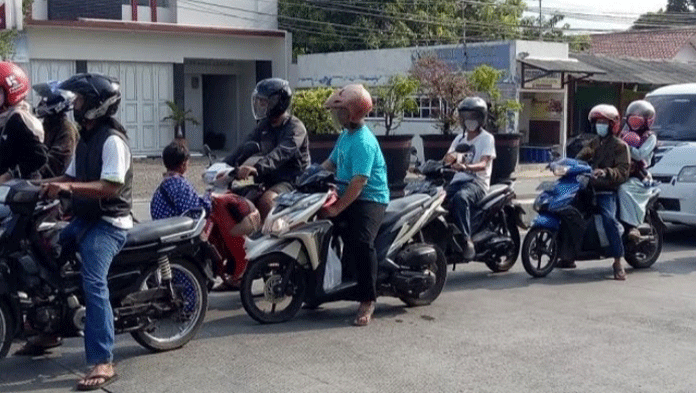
[539,0,543,41]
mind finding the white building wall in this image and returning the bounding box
[174,0,277,29]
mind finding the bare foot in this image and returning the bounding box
[613,263,626,281]
[354,301,375,327]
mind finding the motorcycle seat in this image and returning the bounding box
[477,184,511,207]
[124,216,198,247]
[382,194,431,227]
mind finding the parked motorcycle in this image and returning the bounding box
[239,168,448,324]
[521,158,664,278]
[408,157,525,273]
[0,179,209,359]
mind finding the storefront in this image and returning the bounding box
[517,58,605,162]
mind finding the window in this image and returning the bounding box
[122,0,170,7]
[368,95,445,120]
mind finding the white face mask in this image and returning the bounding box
[464,120,479,132]
[596,123,609,137]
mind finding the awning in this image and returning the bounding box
[570,53,696,85]
[518,58,606,88]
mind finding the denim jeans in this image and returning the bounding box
[60,218,127,365]
[449,180,486,239]
[596,192,624,258]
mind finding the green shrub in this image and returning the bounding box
[292,87,338,135]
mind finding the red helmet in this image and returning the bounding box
[0,62,29,106]
[324,84,373,123]
[588,104,620,135]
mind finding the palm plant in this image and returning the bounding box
[163,100,199,139]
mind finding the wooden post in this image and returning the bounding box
[150,0,157,22]
[131,0,137,21]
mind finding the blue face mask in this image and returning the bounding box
[596,123,609,137]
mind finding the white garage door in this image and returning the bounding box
[27,60,75,106]
[87,62,173,156]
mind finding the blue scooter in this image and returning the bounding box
[521,158,664,278]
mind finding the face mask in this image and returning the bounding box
[464,120,479,132]
[596,123,609,137]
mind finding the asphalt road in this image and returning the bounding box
[1,223,695,393]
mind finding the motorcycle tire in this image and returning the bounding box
[240,254,307,324]
[625,212,663,269]
[0,298,14,360]
[131,259,208,352]
[484,212,521,273]
[521,227,558,278]
[400,245,447,307]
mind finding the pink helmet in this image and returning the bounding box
[324,84,373,123]
[589,104,621,136]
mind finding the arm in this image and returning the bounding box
[39,120,77,178]
[3,114,48,179]
[253,119,308,177]
[224,127,262,167]
[326,176,367,216]
[575,138,597,162]
[602,143,630,185]
[455,156,492,173]
[321,159,336,173]
[630,134,657,162]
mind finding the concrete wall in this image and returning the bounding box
[174,0,277,30]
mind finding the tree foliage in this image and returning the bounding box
[372,75,419,135]
[410,56,471,135]
[163,100,199,139]
[292,87,338,135]
[468,65,522,132]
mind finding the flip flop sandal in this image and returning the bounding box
[76,373,119,391]
[613,265,627,281]
[353,302,375,327]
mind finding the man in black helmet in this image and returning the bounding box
[444,97,497,260]
[38,73,131,391]
[224,78,310,220]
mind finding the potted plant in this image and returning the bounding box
[469,65,523,183]
[410,55,472,161]
[372,75,420,197]
[292,87,339,164]
[162,100,200,142]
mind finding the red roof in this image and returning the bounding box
[589,28,696,59]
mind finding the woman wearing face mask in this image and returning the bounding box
[574,104,630,280]
[442,97,497,261]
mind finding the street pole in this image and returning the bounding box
[539,0,543,41]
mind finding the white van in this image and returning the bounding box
[645,83,696,160]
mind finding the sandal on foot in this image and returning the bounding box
[76,373,118,391]
[353,302,375,327]
[613,265,627,281]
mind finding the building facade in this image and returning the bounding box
[16,0,290,155]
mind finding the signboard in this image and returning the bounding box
[523,68,562,90]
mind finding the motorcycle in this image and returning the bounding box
[521,158,664,278]
[408,143,525,273]
[239,168,448,324]
[0,179,209,359]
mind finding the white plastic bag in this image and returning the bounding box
[323,241,342,292]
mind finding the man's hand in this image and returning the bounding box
[41,182,71,199]
[0,172,11,184]
[452,162,468,172]
[593,168,606,178]
[236,165,258,180]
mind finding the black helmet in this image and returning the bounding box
[59,73,120,124]
[251,78,292,120]
[624,100,655,132]
[457,96,487,126]
[33,80,76,118]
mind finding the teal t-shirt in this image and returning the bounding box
[329,125,389,205]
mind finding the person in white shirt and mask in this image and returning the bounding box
[443,97,497,260]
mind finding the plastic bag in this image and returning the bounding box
[323,240,342,292]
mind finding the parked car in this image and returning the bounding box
[650,142,696,226]
[644,83,696,164]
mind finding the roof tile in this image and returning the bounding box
[589,28,696,59]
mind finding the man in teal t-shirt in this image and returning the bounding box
[320,84,389,327]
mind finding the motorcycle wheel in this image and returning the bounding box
[240,254,306,324]
[131,259,208,352]
[521,227,558,278]
[0,298,14,360]
[400,246,447,307]
[625,213,663,269]
[484,212,521,273]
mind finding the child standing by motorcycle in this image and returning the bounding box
[320,84,389,326]
[575,104,630,280]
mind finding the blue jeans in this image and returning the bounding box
[449,180,486,239]
[596,192,624,258]
[60,218,127,365]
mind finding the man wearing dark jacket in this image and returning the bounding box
[33,81,79,178]
[575,104,630,280]
[224,78,310,219]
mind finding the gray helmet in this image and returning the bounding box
[33,81,76,118]
[457,96,487,125]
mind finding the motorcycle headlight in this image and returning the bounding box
[677,166,696,183]
[262,215,290,236]
[552,165,569,177]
